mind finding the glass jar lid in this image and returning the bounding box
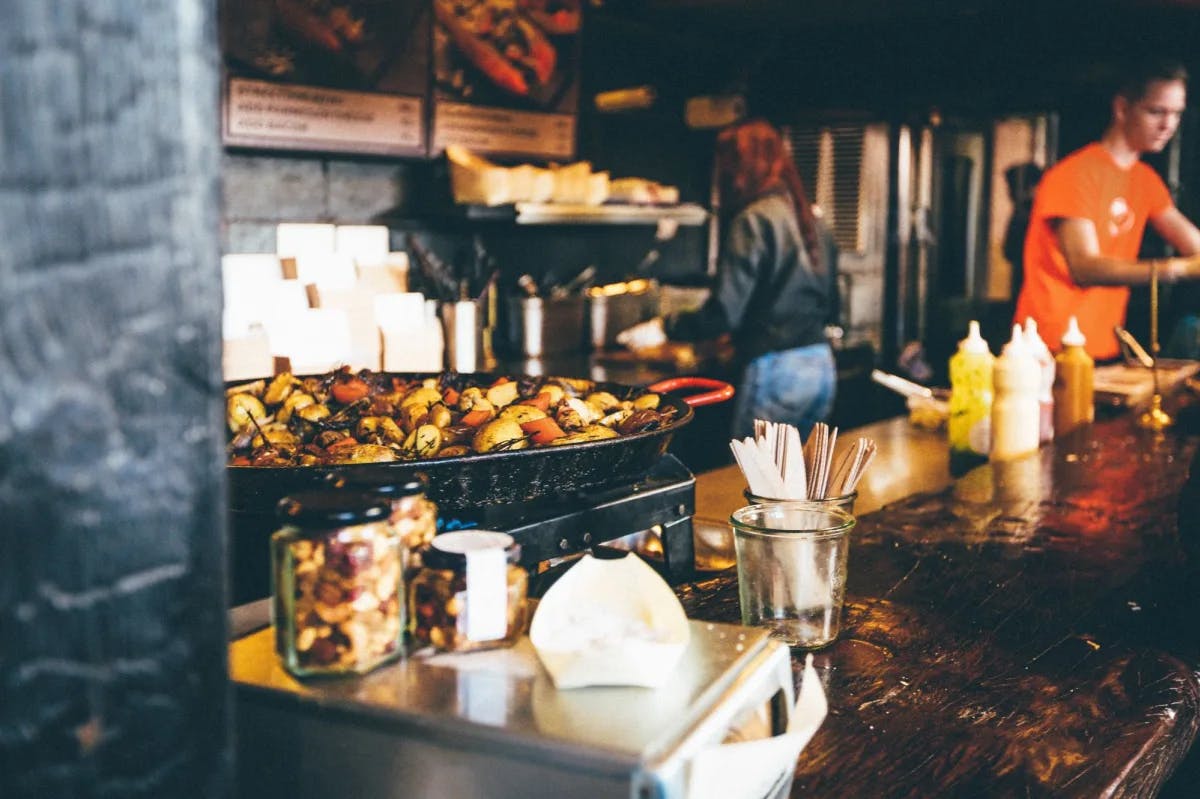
[276,491,391,529]
[324,469,429,499]
[423,530,521,570]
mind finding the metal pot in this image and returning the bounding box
[507,295,586,357]
[587,280,660,350]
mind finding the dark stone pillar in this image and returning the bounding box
[0,2,229,797]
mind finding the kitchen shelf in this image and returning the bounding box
[513,202,708,226]
[374,202,709,230]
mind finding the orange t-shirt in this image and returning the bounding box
[1014,143,1172,359]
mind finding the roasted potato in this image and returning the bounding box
[486,380,519,408]
[537,384,565,405]
[548,425,619,445]
[263,373,298,406]
[403,424,442,457]
[278,392,315,423]
[428,402,453,429]
[633,393,661,410]
[357,416,405,444]
[499,404,547,425]
[472,418,529,453]
[227,394,268,433]
[402,386,443,409]
[252,423,298,450]
[585,391,621,412]
[339,444,397,464]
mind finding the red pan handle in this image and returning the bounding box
[647,376,735,407]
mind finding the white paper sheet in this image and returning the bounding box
[687,655,827,799]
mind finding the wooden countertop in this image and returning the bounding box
[682,405,1200,797]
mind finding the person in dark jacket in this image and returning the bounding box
[1003,162,1043,299]
[620,119,838,439]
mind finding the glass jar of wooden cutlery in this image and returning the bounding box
[731,503,854,649]
[732,420,876,510]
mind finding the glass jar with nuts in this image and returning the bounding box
[409,531,528,653]
[271,491,404,677]
[326,469,438,578]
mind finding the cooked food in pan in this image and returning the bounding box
[227,367,676,467]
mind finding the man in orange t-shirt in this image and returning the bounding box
[1015,59,1200,360]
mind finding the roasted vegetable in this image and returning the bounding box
[227,394,268,434]
[499,404,547,425]
[403,424,443,458]
[226,367,671,467]
[633,393,661,410]
[548,425,619,445]
[472,418,529,453]
[520,416,566,445]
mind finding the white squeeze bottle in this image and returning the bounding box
[991,324,1041,461]
[1023,318,1055,443]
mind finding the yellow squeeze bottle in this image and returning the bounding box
[1052,316,1094,436]
[949,321,994,458]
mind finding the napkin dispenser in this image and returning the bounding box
[230,613,819,799]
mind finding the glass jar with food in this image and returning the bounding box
[327,469,438,577]
[271,491,403,677]
[409,531,527,653]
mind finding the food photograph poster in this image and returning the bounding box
[221,0,430,156]
[431,0,582,160]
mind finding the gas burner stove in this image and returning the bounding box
[438,454,696,581]
[228,456,697,605]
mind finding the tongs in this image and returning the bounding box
[1114,326,1155,368]
[871,369,934,400]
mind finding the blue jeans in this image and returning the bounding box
[731,343,836,440]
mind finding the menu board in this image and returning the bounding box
[221,0,430,156]
[430,0,581,160]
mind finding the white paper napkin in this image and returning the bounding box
[686,655,827,799]
[530,553,689,689]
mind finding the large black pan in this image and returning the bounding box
[227,374,732,514]
[226,374,731,603]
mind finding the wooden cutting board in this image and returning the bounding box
[1093,360,1200,406]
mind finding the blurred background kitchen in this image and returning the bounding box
[9,2,1200,797]
[218,0,1200,473]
